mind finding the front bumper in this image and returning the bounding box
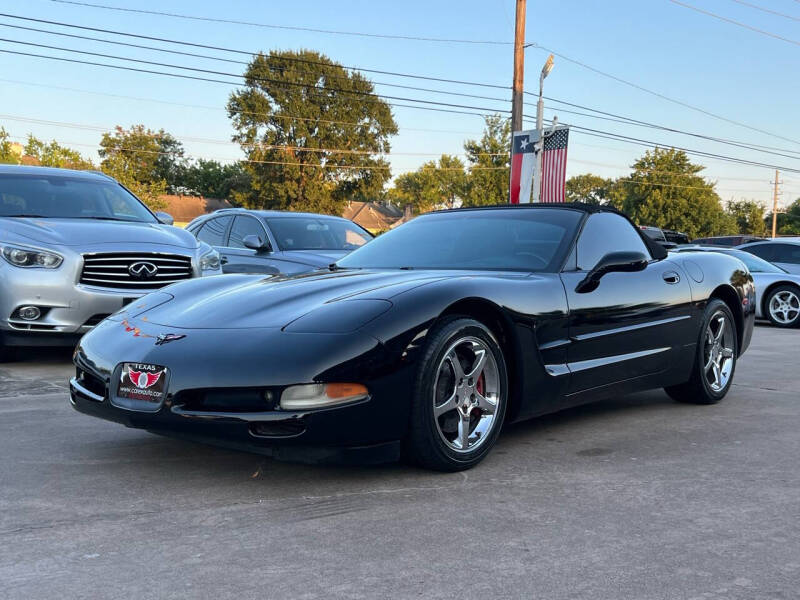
[69,318,413,462]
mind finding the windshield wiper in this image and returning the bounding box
[5,214,48,218]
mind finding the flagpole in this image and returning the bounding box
[532,55,554,204]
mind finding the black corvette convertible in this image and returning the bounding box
[70,204,755,471]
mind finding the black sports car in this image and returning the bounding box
[70,204,755,471]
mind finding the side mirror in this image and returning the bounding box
[575,251,649,293]
[243,234,269,251]
[155,211,174,226]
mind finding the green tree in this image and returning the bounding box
[0,127,21,164]
[24,135,94,170]
[565,173,613,204]
[612,148,735,239]
[726,199,767,236]
[227,50,398,214]
[390,154,467,213]
[463,115,510,206]
[182,159,250,200]
[768,198,800,235]
[98,125,182,210]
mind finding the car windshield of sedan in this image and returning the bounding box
[337,208,583,271]
[267,217,373,251]
[0,174,157,222]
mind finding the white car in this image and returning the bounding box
[738,239,800,275]
[674,246,800,328]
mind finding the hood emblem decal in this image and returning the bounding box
[155,333,186,346]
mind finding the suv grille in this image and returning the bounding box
[80,253,193,290]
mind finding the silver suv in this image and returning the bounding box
[0,165,222,359]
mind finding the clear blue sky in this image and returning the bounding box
[2,0,799,206]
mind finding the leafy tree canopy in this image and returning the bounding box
[462,115,510,206]
[727,199,767,237]
[24,135,94,170]
[98,125,180,210]
[182,159,250,200]
[609,148,736,239]
[389,154,467,213]
[0,127,22,165]
[769,198,800,236]
[227,49,398,215]
[565,173,613,204]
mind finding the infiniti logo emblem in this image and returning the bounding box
[128,261,158,279]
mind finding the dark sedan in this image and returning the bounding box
[70,204,754,471]
[186,208,373,275]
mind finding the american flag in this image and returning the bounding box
[540,127,569,202]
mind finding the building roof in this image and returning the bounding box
[159,195,233,222]
[342,201,403,231]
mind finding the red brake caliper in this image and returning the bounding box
[476,372,485,412]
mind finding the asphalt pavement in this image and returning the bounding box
[1,325,798,599]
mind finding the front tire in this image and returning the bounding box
[406,317,508,472]
[765,285,800,328]
[0,333,15,363]
[665,299,738,405]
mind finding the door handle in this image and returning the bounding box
[220,256,229,265]
[662,271,680,284]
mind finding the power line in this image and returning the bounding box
[44,0,512,45]
[0,13,510,90]
[729,0,800,23]
[0,48,506,119]
[0,77,486,136]
[9,12,800,161]
[668,0,800,47]
[527,42,800,147]
[6,29,800,165]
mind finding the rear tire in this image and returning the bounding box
[406,316,508,472]
[665,299,738,405]
[764,285,800,328]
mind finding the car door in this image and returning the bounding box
[559,212,694,395]
[220,215,280,274]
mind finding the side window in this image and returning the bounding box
[195,216,232,246]
[743,244,775,262]
[229,216,267,249]
[773,243,800,265]
[576,213,650,270]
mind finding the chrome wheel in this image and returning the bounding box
[432,336,500,453]
[769,290,800,325]
[703,311,735,393]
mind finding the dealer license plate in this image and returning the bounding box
[117,363,168,404]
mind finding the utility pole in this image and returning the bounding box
[511,0,526,134]
[772,169,781,238]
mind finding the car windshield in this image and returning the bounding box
[0,174,157,222]
[337,208,583,271]
[720,249,787,273]
[267,217,372,251]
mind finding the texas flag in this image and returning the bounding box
[510,130,538,204]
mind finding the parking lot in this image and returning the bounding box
[1,325,797,600]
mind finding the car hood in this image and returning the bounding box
[2,217,198,249]
[129,269,453,329]
[278,249,350,266]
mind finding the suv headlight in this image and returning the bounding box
[1,245,63,268]
[199,248,221,271]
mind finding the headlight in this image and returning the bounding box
[1,245,63,268]
[199,248,221,271]
[280,383,369,410]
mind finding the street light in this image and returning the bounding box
[532,54,554,203]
